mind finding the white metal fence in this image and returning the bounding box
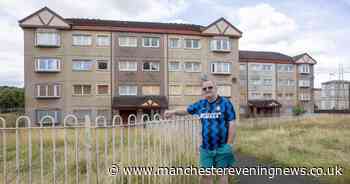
[0,114,202,184]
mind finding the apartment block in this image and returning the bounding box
[320,80,350,110]
[239,51,316,117]
[293,53,317,112]
[19,7,242,123]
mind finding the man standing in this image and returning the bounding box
[164,77,237,184]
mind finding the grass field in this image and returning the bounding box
[236,114,350,184]
[0,113,349,184]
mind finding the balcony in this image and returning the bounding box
[113,96,168,109]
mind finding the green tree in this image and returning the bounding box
[0,86,24,112]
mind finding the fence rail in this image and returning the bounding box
[0,114,202,184]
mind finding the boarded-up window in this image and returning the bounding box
[142,86,160,95]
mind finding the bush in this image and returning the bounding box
[292,106,306,116]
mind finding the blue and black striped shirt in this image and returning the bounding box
[187,96,236,150]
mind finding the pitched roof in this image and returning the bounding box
[66,18,204,32]
[292,53,317,64]
[202,17,242,34]
[239,50,293,63]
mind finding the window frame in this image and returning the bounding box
[184,62,201,73]
[142,61,160,72]
[36,109,61,124]
[118,36,138,47]
[96,84,110,95]
[35,31,61,47]
[118,61,138,71]
[210,62,231,74]
[72,59,93,71]
[142,37,160,48]
[73,84,92,96]
[184,39,201,49]
[96,60,109,71]
[72,34,92,46]
[119,85,138,96]
[35,57,61,72]
[168,61,181,72]
[96,35,110,47]
[35,83,61,98]
[169,38,181,48]
[142,85,160,96]
[210,39,231,51]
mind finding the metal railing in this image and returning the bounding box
[0,114,202,184]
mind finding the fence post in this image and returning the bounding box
[84,115,92,184]
[1,117,6,184]
[63,115,78,184]
[112,115,122,184]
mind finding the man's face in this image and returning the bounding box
[202,80,217,100]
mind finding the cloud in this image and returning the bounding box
[237,3,297,45]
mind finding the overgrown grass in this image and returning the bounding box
[0,123,201,184]
[236,114,350,184]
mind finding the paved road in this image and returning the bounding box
[234,154,321,184]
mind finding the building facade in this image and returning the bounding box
[19,7,242,123]
[293,53,317,113]
[320,80,350,110]
[239,51,316,117]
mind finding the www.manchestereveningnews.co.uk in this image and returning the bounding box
[108,164,343,179]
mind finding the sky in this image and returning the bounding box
[1,0,350,88]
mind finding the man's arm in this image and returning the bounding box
[226,120,236,144]
[164,109,189,118]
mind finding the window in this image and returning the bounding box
[300,93,310,101]
[143,62,160,72]
[36,110,61,124]
[73,85,92,96]
[184,62,201,72]
[184,85,201,95]
[73,109,92,122]
[73,60,93,71]
[211,62,231,74]
[142,37,160,48]
[250,64,261,71]
[36,32,60,47]
[96,35,110,46]
[119,86,137,96]
[142,86,160,95]
[217,86,231,97]
[168,62,181,71]
[279,79,295,86]
[119,61,137,71]
[250,79,261,85]
[278,64,293,72]
[250,93,261,99]
[184,39,200,49]
[210,39,230,51]
[169,85,182,95]
[299,64,310,73]
[118,36,137,47]
[263,79,272,86]
[72,34,92,46]
[299,80,310,87]
[35,58,61,72]
[262,64,272,71]
[169,38,180,48]
[97,60,109,71]
[263,93,272,99]
[36,84,60,98]
[240,64,246,71]
[96,84,109,95]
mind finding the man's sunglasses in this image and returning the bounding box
[202,86,213,91]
